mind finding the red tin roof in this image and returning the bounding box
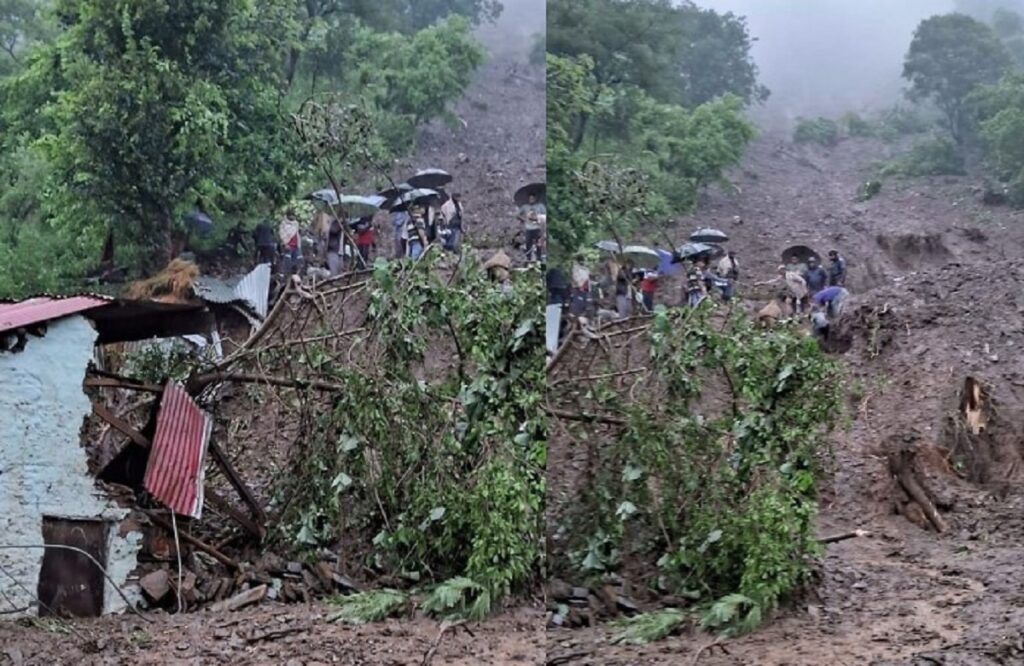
[0,295,112,334]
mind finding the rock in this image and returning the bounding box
[547,578,572,602]
[286,561,304,575]
[852,581,868,591]
[569,586,590,601]
[140,570,170,603]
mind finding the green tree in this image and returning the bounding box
[971,73,1024,205]
[903,13,1012,143]
[0,0,50,74]
[548,0,767,108]
[4,0,303,267]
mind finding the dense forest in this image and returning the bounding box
[0,0,500,296]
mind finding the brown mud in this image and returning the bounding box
[547,135,1024,665]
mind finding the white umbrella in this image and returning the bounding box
[594,241,660,269]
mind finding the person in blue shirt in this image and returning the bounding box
[812,285,850,319]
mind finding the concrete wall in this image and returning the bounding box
[0,315,142,616]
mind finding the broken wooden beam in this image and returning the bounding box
[145,511,239,570]
[84,375,164,393]
[204,487,265,541]
[210,584,267,613]
[92,402,151,449]
[207,440,267,524]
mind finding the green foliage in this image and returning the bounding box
[0,0,51,75]
[547,0,768,107]
[327,589,408,624]
[700,593,761,635]
[119,340,201,384]
[554,308,842,635]
[611,608,687,645]
[880,136,966,177]
[3,0,302,268]
[840,112,874,138]
[972,73,1024,206]
[420,577,492,620]
[793,117,840,146]
[546,52,755,260]
[277,255,544,608]
[903,13,1012,143]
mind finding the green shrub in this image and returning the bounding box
[551,307,842,636]
[841,112,874,138]
[793,117,840,146]
[880,136,965,177]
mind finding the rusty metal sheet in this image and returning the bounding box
[143,382,211,518]
[0,295,111,334]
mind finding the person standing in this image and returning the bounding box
[615,266,633,318]
[717,251,739,281]
[442,193,464,252]
[253,221,276,266]
[639,269,658,312]
[391,209,410,258]
[828,249,847,287]
[278,208,302,275]
[406,206,428,260]
[325,216,343,276]
[354,216,375,268]
[518,193,545,263]
[803,256,829,294]
[756,265,807,313]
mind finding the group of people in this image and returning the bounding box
[390,192,465,261]
[250,190,467,278]
[755,250,850,341]
[546,241,853,352]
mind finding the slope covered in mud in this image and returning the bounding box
[548,134,1024,665]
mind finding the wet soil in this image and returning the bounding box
[0,605,544,665]
[547,135,1024,664]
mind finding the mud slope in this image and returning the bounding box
[400,51,545,253]
[548,135,1024,665]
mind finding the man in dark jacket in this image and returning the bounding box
[803,256,829,293]
[253,221,276,266]
[828,249,847,287]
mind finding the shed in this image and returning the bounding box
[0,295,212,618]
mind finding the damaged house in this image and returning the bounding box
[0,284,266,618]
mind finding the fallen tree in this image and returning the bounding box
[547,305,842,634]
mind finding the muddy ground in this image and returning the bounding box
[547,135,1024,665]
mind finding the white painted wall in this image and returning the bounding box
[0,315,142,616]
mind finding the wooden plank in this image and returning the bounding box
[84,376,164,393]
[92,402,151,449]
[207,440,267,523]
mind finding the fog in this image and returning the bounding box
[474,0,545,60]
[697,0,957,128]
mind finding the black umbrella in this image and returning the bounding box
[184,210,213,234]
[389,188,441,212]
[377,183,412,207]
[407,168,452,190]
[781,245,821,266]
[676,242,714,260]
[514,182,546,206]
[689,227,729,243]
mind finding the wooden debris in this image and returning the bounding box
[210,584,267,613]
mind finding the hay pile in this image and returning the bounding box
[125,259,200,303]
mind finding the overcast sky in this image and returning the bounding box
[696,0,956,126]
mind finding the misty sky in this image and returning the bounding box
[696,0,956,125]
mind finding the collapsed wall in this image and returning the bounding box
[0,316,142,617]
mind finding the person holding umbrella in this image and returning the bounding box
[324,214,344,276]
[638,269,659,312]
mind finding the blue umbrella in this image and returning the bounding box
[656,249,681,276]
[184,211,213,234]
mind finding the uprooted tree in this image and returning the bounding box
[547,305,842,636]
[186,252,545,618]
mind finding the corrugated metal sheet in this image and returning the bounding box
[192,264,270,319]
[234,263,270,319]
[143,382,211,519]
[0,295,111,334]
